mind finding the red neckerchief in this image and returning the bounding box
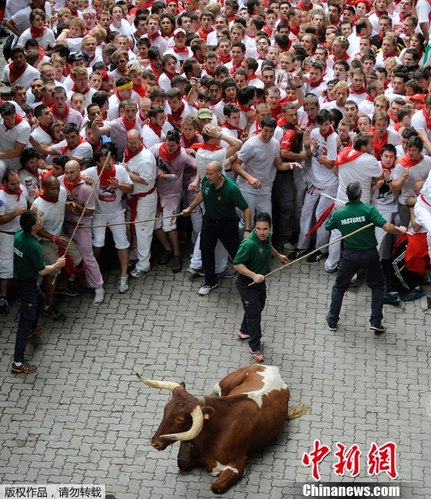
[38,123,52,135]
[122,114,137,131]
[203,65,216,77]
[71,83,90,94]
[114,89,126,101]
[38,190,57,203]
[394,122,402,132]
[4,113,23,131]
[197,28,214,41]
[23,166,39,180]
[61,136,85,155]
[217,52,232,64]
[399,153,423,167]
[277,116,288,128]
[368,127,388,160]
[124,143,144,162]
[98,165,116,187]
[181,132,200,148]
[149,62,160,78]
[163,69,178,81]
[51,103,69,120]
[229,64,242,75]
[63,174,82,192]
[173,45,189,55]
[306,119,317,129]
[9,62,27,84]
[222,122,242,131]
[159,142,181,162]
[341,137,352,148]
[30,25,44,38]
[309,78,324,88]
[297,0,313,10]
[334,146,364,167]
[262,25,272,37]
[148,32,160,42]
[333,52,350,62]
[167,101,185,126]
[422,106,431,130]
[0,184,23,201]
[195,53,205,64]
[237,103,250,113]
[147,121,163,137]
[365,95,374,102]
[133,83,146,97]
[374,9,387,18]
[190,143,222,151]
[383,51,398,60]
[270,105,283,120]
[320,126,335,140]
[350,86,366,95]
[63,63,72,77]
[289,24,300,37]
[227,15,237,22]
[140,0,154,7]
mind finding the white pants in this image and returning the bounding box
[374,207,396,260]
[297,184,338,251]
[133,190,157,272]
[0,232,14,279]
[414,197,431,259]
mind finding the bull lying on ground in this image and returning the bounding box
[136,364,309,494]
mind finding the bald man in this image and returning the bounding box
[60,160,105,306]
[123,129,158,278]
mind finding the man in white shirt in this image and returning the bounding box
[0,102,31,171]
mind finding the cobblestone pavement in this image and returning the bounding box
[1,255,430,499]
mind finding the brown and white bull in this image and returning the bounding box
[136,364,308,494]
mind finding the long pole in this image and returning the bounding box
[249,222,375,286]
[81,213,182,229]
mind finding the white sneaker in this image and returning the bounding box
[198,283,218,296]
[131,267,150,278]
[118,275,129,294]
[93,287,105,306]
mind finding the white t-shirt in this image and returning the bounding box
[17,28,56,50]
[32,186,67,236]
[392,156,431,204]
[411,109,431,141]
[0,118,31,171]
[0,185,28,232]
[237,135,280,195]
[52,140,93,161]
[336,152,382,204]
[83,165,133,214]
[308,129,338,189]
[196,147,227,180]
[126,149,157,194]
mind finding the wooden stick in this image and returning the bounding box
[52,152,112,285]
[80,212,183,229]
[248,222,375,286]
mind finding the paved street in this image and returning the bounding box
[1,255,430,499]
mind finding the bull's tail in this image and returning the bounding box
[287,403,310,420]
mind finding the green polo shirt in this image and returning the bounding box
[233,230,273,275]
[13,230,45,281]
[326,200,387,250]
[201,175,248,221]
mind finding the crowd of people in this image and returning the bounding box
[1,0,431,371]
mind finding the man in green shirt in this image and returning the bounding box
[181,161,252,295]
[325,182,407,334]
[233,212,288,363]
[11,210,65,374]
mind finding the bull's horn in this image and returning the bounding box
[136,373,180,392]
[159,405,204,441]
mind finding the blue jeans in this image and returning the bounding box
[326,248,385,327]
[13,280,45,363]
[236,274,267,352]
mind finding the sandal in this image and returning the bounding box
[250,349,264,363]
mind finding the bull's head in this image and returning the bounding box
[136,374,205,450]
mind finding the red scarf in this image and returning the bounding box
[163,69,178,81]
[309,78,324,88]
[383,51,398,60]
[167,101,185,126]
[270,105,283,121]
[203,65,216,77]
[398,153,423,168]
[38,123,52,135]
[297,0,313,10]
[333,52,350,62]
[38,190,57,203]
[190,143,222,151]
[148,32,160,42]
[222,122,242,132]
[173,45,189,55]
[320,126,335,140]
[262,25,272,37]
[349,86,366,95]
[423,106,431,130]
[159,142,181,162]
[71,83,90,94]
[133,83,146,98]
[9,62,27,84]
[61,136,85,155]
[147,121,163,137]
[124,143,144,162]
[217,52,232,64]
[122,114,137,131]
[51,103,69,120]
[229,64,242,75]
[30,25,44,39]
[197,28,213,41]
[63,175,82,192]
[334,146,364,167]
[365,95,374,102]
[181,132,200,148]
[149,62,160,78]
[63,63,72,77]
[98,165,116,187]
[289,24,300,37]
[4,113,23,131]
[0,184,23,201]
[368,127,388,159]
